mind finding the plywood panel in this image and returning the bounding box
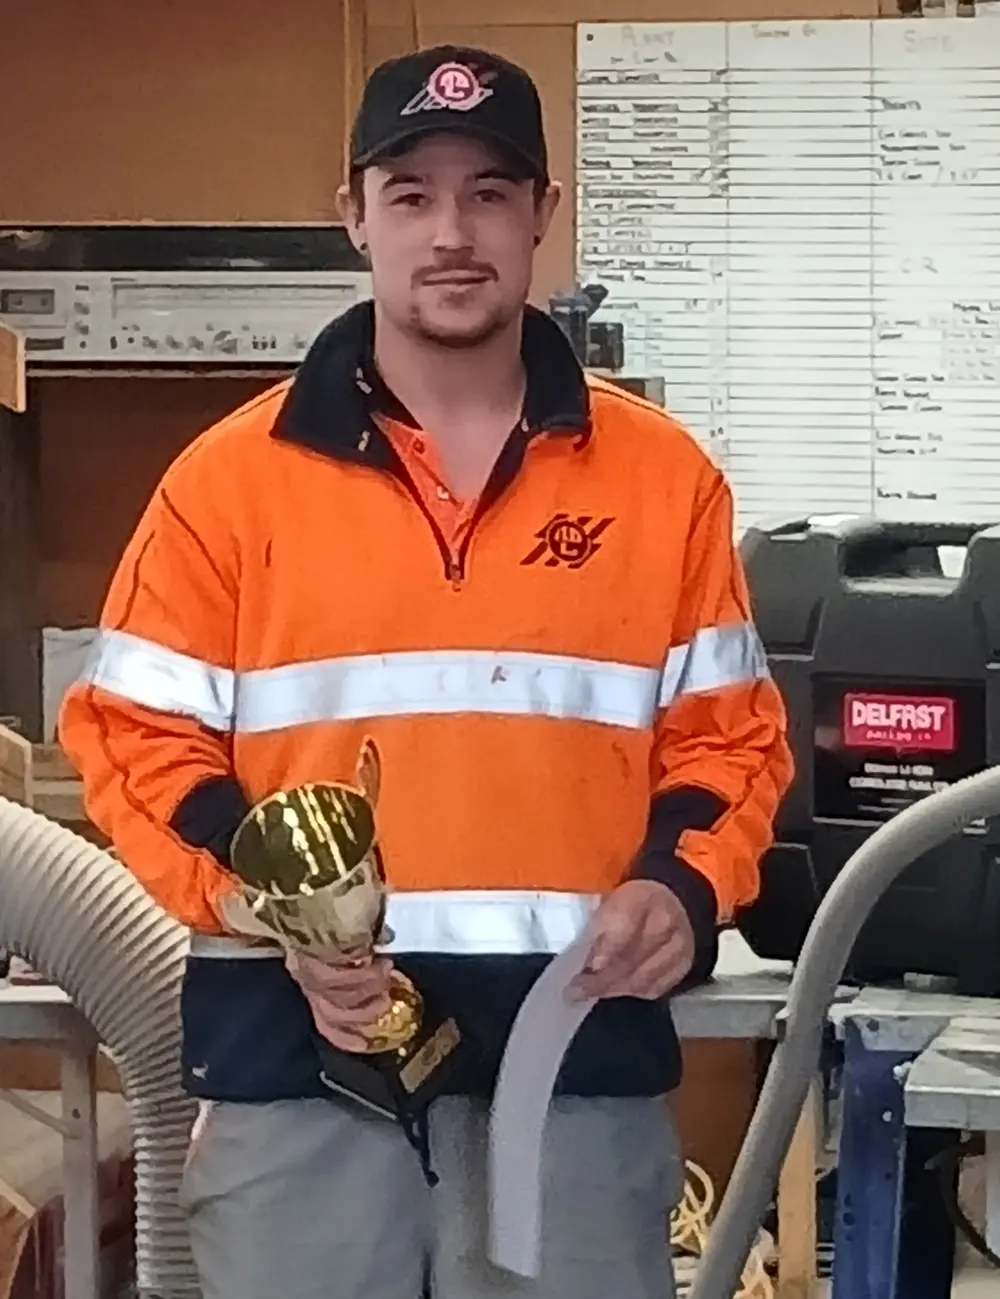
[371,0,879,25]
[365,22,418,71]
[344,0,368,177]
[672,1039,759,1193]
[35,376,274,627]
[365,0,420,71]
[3,0,347,224]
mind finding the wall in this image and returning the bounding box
[5,0,348,226]
[5,0,902,628]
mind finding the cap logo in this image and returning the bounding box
[400,62,494,117]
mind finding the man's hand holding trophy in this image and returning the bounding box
[219,738,466,1157]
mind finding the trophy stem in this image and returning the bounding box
[359,970,423,1055]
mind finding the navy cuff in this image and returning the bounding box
[630,787,727,980]
[169,775,252,867]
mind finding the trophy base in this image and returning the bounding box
[315,1006,469,1124]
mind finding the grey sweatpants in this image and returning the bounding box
[180,1094,682,1299]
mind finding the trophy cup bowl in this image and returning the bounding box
[228,742,466,1123]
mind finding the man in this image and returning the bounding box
[59,45,792,1299]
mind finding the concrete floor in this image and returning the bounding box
[675,1260,999,1296]
[952,1272,998,1297]
[817,1272,997,1297]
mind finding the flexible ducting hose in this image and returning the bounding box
[690,763,1000,1299]
[0,797,199,1298]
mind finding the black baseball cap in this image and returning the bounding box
[349,45,549,183]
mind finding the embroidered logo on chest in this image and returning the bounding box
[520,513,615,570]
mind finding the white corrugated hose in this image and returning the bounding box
[0,797,199,1298]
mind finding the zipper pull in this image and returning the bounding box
[447,556,463,588]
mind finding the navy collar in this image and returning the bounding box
[272,300,591,465]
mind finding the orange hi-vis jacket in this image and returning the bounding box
[59,302,792,1104]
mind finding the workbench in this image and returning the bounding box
[0,983,100,1299]
[0,935,810,1299]
[3,935,998,1299]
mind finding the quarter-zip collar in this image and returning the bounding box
[272,299,591,465]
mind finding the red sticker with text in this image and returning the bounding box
[843,692,956,753]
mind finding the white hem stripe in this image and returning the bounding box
[189,890,600,959]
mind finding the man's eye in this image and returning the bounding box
[476,188,506,203]
[393,193,426,208]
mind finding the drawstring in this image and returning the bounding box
[402,1109,439,1187]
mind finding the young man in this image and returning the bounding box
[59,45,792,1299]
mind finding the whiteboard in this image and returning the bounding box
[576,19,1000,530]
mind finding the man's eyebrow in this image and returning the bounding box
[379,167,526,191]
[380,172,425,191]
[473,168,524,184]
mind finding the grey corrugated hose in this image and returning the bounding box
[690,764,1000,1299]
[0,797,200,1298]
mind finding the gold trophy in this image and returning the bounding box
[228,739,465,1124]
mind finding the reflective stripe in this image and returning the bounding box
[82,623,767,734]
[83,633,659,733]
[658,621,769,709]
[189,890,598,959]
[82,630,235,732]
[189,935,283,960]
[237,650,658,733]
[383,890,597,956]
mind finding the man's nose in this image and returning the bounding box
[431,197,473,251]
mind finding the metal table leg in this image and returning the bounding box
[831,1022,956,1299]
[831,1021,909,1299]
[61,1041,100,1299]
